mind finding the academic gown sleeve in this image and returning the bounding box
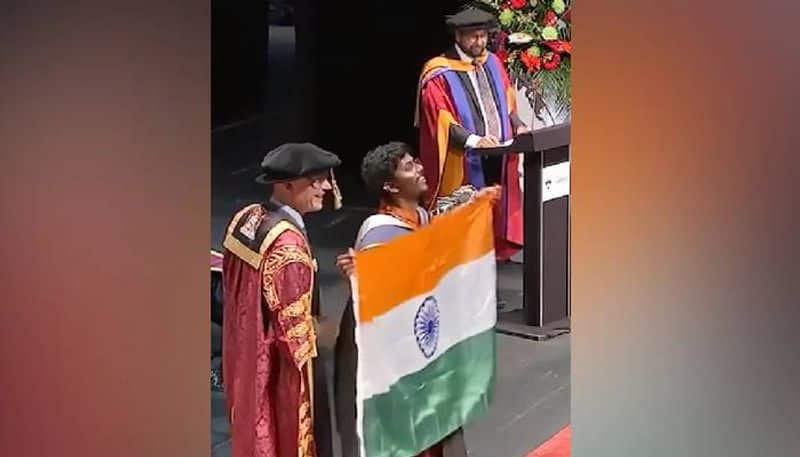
[418,74,470,208]
[261,232,319,457]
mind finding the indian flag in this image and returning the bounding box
[352,195,497,457]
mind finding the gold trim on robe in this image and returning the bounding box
[223,203,305,270]
[260,238,318,457]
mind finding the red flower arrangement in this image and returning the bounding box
[519,50,541,72]
[478,0,572,119]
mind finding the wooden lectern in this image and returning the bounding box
[474,122,571,339]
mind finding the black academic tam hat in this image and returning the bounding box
[256,142,343,209]
[445,4,499,31]
[255,142,341,184]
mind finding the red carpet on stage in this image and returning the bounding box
[524,426,570,457]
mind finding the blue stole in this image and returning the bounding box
[440,53,512,189]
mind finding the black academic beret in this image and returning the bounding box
[255,142,341,184]
[445,5,499,30]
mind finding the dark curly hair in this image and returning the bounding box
[360,142,416,197]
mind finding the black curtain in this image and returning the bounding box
[211,0,268,127]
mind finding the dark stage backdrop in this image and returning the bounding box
[212,0,467,196]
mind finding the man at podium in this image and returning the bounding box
[415,3,529,261]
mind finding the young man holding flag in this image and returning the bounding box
[334,142,499,457]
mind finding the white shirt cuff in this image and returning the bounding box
[465,134,481,149]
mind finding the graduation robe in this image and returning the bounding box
[415,47,524,260]
[334,205,467,457]
[222,202,332,457]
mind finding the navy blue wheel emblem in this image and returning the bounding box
[414,296,441,358]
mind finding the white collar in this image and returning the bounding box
[270,198,305,230]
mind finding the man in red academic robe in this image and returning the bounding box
[415,5,529,261]
[221,142,342,457]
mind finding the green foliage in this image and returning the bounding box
[476,0,572,119]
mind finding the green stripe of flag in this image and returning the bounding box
[361,329,496,457]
